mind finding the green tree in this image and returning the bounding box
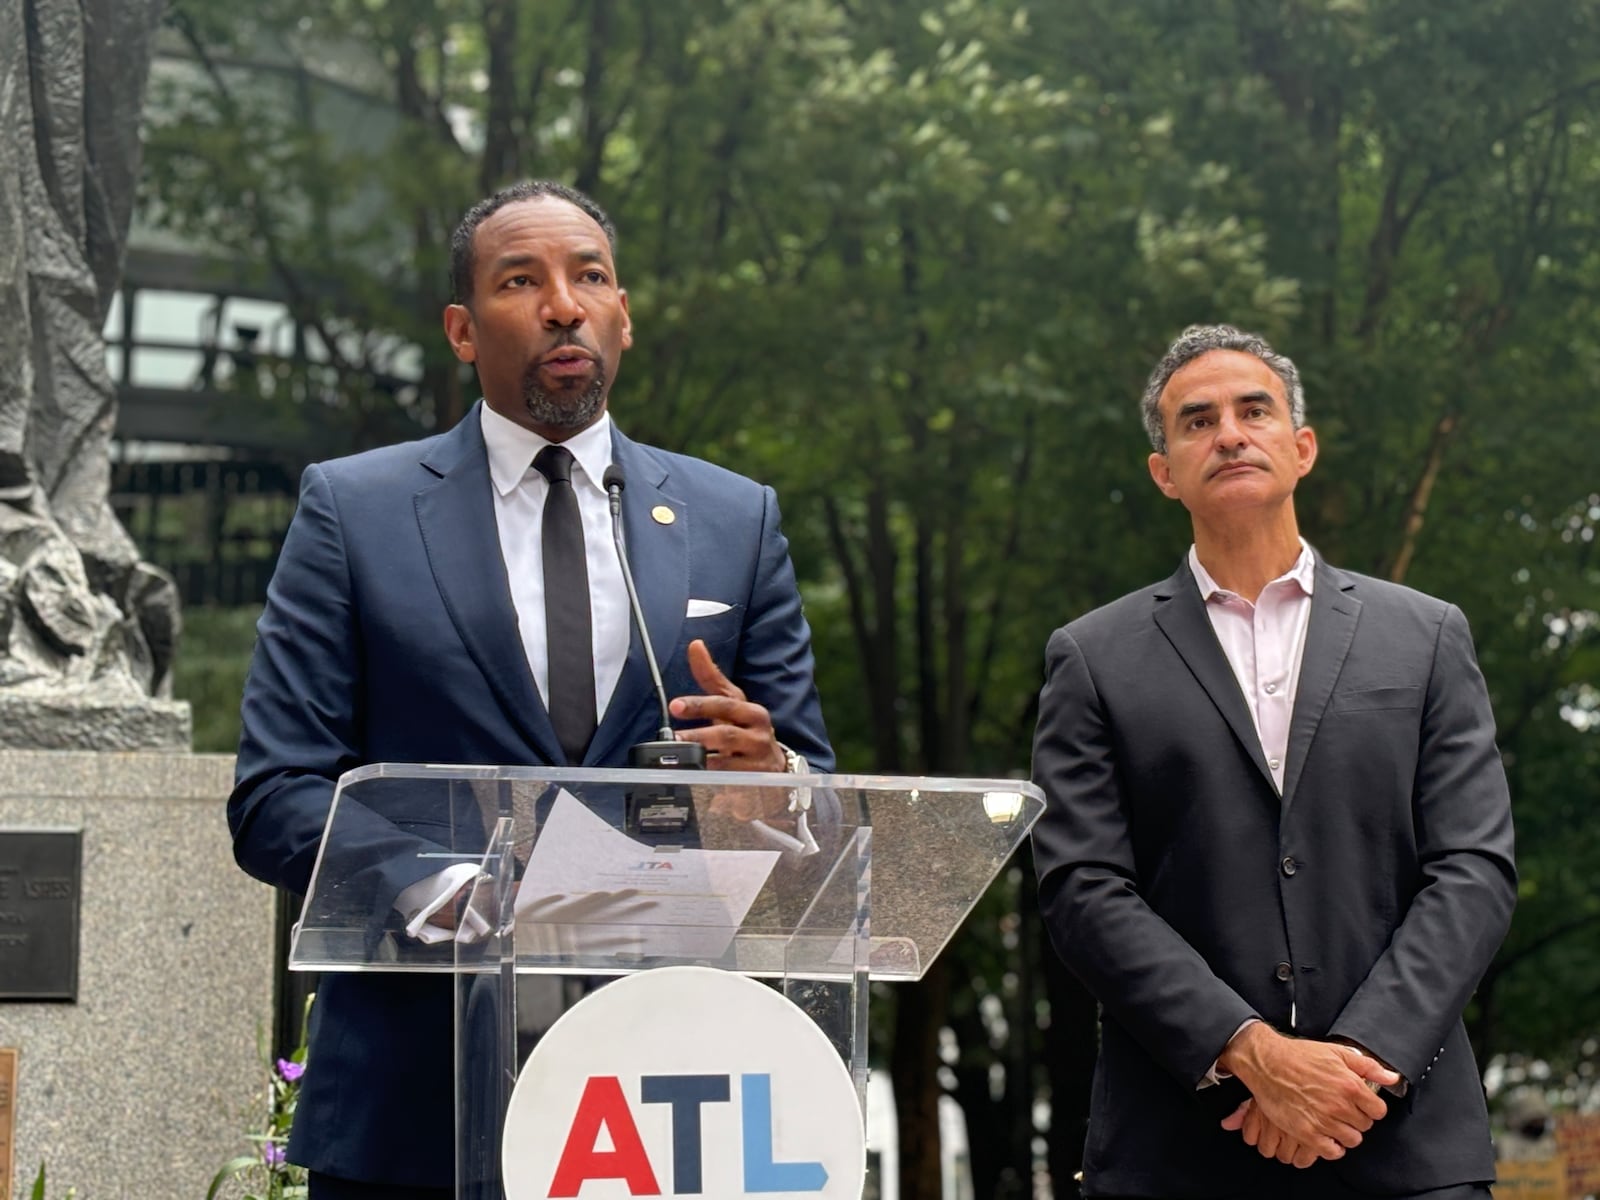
[144,0,1600,1192]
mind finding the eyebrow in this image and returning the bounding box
[490,253,538,274]
[1175,390,1278,421]
[488,248,610,274]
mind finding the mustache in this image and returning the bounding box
[544,330,595,355]
[1208,454,1270,478]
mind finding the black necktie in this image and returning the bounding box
[533,444,596,764]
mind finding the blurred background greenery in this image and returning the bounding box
[126,1,1600,1194]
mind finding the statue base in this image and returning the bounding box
[0,749,273,1199]
[0,696,191,751]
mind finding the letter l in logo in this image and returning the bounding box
[740,1073,828,1193]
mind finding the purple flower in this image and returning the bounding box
[262,1142,287,1167]
[276,1058,305,1083]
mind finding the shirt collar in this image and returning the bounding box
[479,402,614,498]
[1189,538,1316,602]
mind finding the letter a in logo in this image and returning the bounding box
[547,1076,661,1197]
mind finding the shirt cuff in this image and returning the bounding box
[1199,1017,1261,1089]
[396,863,490,944]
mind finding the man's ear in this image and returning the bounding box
[443,303,476,363]
[1295,424,1318,478]
[619,288,633,351]
[1148,451,1179,500]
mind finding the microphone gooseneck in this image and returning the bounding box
[603,465,673,742]
[603,463,705,835]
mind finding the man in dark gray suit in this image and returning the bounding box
[1031,324,1515,1199]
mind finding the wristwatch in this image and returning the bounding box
[779,743,811,811]
[781,743,808,777]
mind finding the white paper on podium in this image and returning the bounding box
[513,791,781,960]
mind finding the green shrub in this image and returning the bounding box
[172,606,262,753]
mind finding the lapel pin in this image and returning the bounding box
[651,505,676,525]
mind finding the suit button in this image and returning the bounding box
[1282,856,1297,876]
[1275,961,1293,982]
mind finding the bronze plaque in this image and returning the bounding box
[0,830,81,1002]
[0,1047,16,1200]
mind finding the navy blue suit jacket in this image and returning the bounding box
[229,404,832,1186]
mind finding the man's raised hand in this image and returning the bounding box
[668,639,787,773]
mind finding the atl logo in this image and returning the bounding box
[547,1072,826,1196]
[503,968,866,1200]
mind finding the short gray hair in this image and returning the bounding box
[1140,324,1306,452]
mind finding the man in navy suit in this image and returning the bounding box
[229,180,833,1197]
[1031,325,1515,1198]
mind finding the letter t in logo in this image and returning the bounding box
[640,1074,731,1194]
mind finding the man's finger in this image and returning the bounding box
[1219,1101,1251,1132]
[1324,1119,1366,1150]
[670,694,768,726]
[684,639,745,700]
[674,724,767,755]
[1339,1044,1403,1089]
[1344,1078,1388,1124]
[1240,1104,1263,1147]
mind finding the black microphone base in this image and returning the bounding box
[625,740,706,835]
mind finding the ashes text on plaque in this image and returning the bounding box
[0,831,82,1001]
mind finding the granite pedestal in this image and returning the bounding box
[0,751,273,1200]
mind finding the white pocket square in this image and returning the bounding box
[686,598,732,618]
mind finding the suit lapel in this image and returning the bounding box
[1151,560,1277,795]
[413,404,564,765]
[584,429,689,766]
[1280,560,1361,812]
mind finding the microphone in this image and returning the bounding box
[603,464,704,836]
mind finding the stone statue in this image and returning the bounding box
[0,0,187,748]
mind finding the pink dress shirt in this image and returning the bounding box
[1192,540,1317,1079]
[1188,541,1317,794]
[1188,542,1404,1087]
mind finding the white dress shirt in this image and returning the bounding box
[480,402,631,719]
[398,404,816,941]
[397,405,631,942]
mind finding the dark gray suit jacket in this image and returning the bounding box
[1031,555,1515,1197]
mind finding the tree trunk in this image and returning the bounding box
[891,958,953,1200]
[942,484,969,773]
[479,0,521,193]
[1386,408,1458,584]
[574,0,612,195]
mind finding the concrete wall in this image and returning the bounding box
[0,751,273,1200]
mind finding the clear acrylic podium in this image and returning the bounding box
[289,763,1044,1198]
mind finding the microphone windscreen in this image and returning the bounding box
[602,464,626,493]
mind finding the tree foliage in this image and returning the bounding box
[147,1,1600,1193]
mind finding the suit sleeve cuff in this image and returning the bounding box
[1199,1017,1262,1089]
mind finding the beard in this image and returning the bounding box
[521,360,608,431]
